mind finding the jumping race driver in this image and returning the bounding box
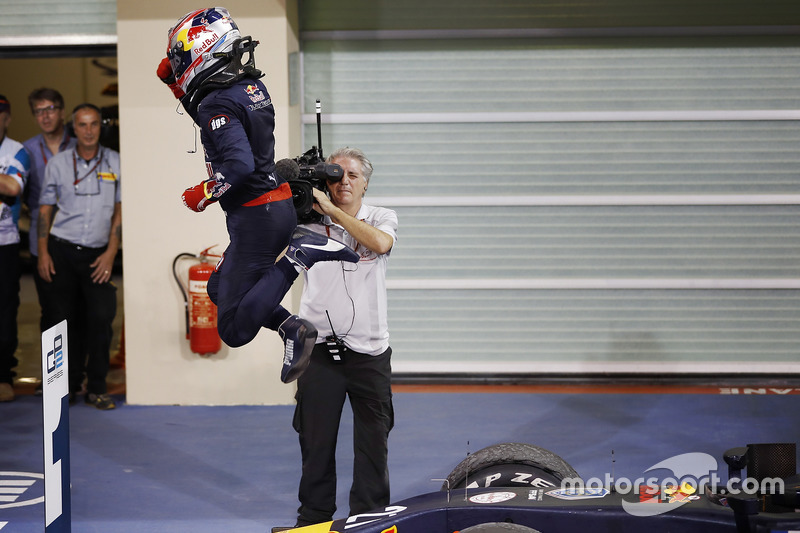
[157,7,358,382]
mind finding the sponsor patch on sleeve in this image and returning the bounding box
[208,114,229,131]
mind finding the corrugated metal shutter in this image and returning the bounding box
[386,205,800,280]
[302,40,800,113]
[300,0,800,31]
[0,0,116,47]
[299,3,800,374]
[389,289,800,371]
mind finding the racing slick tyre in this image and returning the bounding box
[443,442,580,491]
[460,523,541,533]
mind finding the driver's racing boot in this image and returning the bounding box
[278,315,317,383]
[286,227,359,270]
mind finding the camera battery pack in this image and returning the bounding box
[326,335,344,363]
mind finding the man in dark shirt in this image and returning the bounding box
[158,7,358,383]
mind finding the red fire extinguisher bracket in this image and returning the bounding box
[173,247,223,356]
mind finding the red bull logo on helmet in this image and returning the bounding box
[167,7,238,83]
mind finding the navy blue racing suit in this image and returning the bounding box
[188,77,298,347]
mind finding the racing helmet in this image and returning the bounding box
[167,7,242,96]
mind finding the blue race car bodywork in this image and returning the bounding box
[278,442,800,533]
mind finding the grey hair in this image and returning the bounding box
[326,147,373,183]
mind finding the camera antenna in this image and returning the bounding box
[316,99,324,160]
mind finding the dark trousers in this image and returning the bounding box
[33,256,88,369]
[0,243,20,384]
[293,343,394,524]
[206,198,298,347]
[39,237,116,394]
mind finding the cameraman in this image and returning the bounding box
[292,147,398,527]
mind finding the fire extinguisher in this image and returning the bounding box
[172,246,222,355]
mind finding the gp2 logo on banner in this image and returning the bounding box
[46,334,64,375]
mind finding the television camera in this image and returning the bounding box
[277,100,342,224]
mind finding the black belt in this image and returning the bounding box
[50,235,105,252]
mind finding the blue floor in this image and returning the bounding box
[1,390,799,532]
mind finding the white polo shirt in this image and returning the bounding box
[299,203,398,356]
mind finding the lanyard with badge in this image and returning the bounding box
[72,148,117,196]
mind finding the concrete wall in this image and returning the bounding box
[117,0,301,405]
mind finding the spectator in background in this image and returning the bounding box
[293,147,398,527]
[37,103,121,410]
[0,94,31,402]
[23,88,80,390]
